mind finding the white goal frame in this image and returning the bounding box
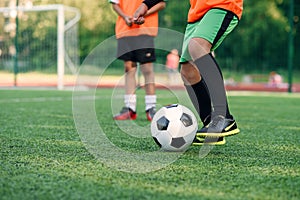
[0,4,81,90]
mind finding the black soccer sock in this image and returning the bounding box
[194,53,232,119]
[185,79,211,125]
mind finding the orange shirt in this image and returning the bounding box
[188,0,243,22]
[113,0,159,39]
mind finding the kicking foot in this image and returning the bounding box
[196,115,240,137]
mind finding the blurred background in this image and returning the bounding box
[0,0,299,91]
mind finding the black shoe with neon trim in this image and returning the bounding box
[197,115,240,138]
[192,115,225,145]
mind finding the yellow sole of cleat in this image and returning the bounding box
[192,137,226,146]
[196,128,240,138]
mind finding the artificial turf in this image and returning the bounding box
[0,89,299,200]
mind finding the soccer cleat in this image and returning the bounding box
[146,107,156,121]
[113,107,137,120]
[192,115,225,145]
[192,136,226,146]
[196,115,240,137]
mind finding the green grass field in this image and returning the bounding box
[1,88,299,200]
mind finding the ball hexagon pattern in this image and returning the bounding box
[156,116,169,131]
[151,104,198,152]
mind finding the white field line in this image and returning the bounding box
[228,91,300,98]
[0,94,178,104]
[1,90,299,104]
[0,96,100,103]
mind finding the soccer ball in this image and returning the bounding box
[151,104,198,152]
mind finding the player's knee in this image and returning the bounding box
[141,65,153,76]
[188,38,211,60]
[181,66,200,85]
[124,62,137,73]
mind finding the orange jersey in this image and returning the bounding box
[188,0,243,22]
[112,0,159,39]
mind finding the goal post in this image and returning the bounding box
[57,5,65,90]
[0,4,81,89]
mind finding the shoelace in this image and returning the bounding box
[209,116,225,129]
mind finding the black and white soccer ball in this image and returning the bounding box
[150,104,198,152]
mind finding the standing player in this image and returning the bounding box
[110,0,166,121]
[165,49,180,85]
[134,0,243,145]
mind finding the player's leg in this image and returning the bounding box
[140,62,155,96]
[181,9,240,137]
[180,61,225,145]
[140,62,157,121]
[135,35,157,121]
[181,61,211,124]
[113,60,138,120]
[113,37,137,120]
[124,60,138,112]
[181,24,223,145]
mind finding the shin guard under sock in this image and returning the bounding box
[185,79,211,125]
[194,53,231,119]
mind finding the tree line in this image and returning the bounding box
[1,0,299,73]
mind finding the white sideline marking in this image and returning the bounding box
[0,96,102,103]
[0,93,177,103]
[0,97,66,103]
[228,91,300,98]
[2,91,298,104]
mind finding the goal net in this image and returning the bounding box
[0,4,80,89]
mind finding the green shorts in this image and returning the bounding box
[180,9,239,63]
